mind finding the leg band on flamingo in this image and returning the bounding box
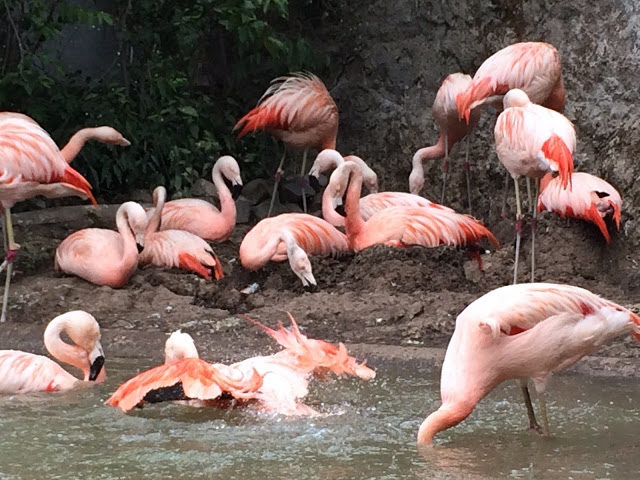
[515,219,524,233]
[464,161,470,171]
[443,161,450,173]
[5,249,17,263]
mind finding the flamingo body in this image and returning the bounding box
[417,283,640,444]
[537,172,622,242]
[456,42,565,122]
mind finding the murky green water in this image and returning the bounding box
[0,358,638,479]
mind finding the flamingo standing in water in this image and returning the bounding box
[142,156,243,242]
[309,149,379,194]
[234,73,339,215]
[456,42,565,123]
[331,162,498,252]
[410,73,482,209]
[537,172,622,243]
[239,213,349,287]
[107,314,375,415]
[0,112,97,321]
[494,89,575,284]
[138,186,224,280]
[55,201,148,287]
[0,311,105,393]
[417,283,640,445]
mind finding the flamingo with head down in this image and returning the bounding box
[140,156,243,243]
[55,201,148,288]
[417,283,640,445]
[234,72,339,215]
[537,172,622,243]
[239,213,349,287]
[138,186,224,280]
[0,311,105,394]
[107,314,375,415]
[330,161,498,252]
[309,149,378,194]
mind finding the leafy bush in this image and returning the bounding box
[0,0,323,198]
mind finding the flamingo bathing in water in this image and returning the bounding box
[239,213,349,287]
[234,73,339,214]
[331,161,498,252]
[537,172,622,243]
[410,73,482,209]
[55,201,148,288]
[0,311,105,394]
[143,156,243,242]
[0,112,97,321]
[139,186,224,280]
[494,89,575,283]
[417,283,640,445]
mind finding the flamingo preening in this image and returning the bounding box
[234,73,339,215]
[309,149,378,194]
[0,311,105,394]
[417,283,640,445]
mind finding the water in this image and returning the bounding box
[0,358,639,479]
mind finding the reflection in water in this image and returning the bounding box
[0,358,638,479]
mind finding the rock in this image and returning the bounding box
[242,179,272,204]
[190,178,218,198]
[235,197,252,224]
[280,176,316,206]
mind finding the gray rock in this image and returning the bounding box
[190,178,218,198]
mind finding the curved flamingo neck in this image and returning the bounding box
[116,204,140,264]
[211,163,236,225]
[415,133,447,163]
[417,402,475,445]
[43,316,88,380]
[316,149,344,175]
[343,163,366,237]
[61,129,94,163]
[146,188,166,236]
[321,186,346,227]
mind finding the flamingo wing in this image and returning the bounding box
[106,358,263,412]
[287,215,349,256]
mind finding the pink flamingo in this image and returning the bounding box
[417,282,640,445]
[309,149,379,194]
[60,126,130,163]
[239,213,349,287]
[144,156,242,242]
[456,42,565,123]
[55,201,148,288]
[332,162,498,252]
[234,73,339,214]
[138,186,224,280]
[495,89,575,283]
[0,112,97,321]
[537,172,622,243]
[107,314,374,415]
[0,310,105,394]
[410,73,482,209]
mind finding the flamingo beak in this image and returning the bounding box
[231,183,243,200]
[308,174,321,192]
[119,138,131,147]
[89,341,105,381]
[299,270,317,289]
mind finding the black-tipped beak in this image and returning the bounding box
[89,356,105,381]
[308,175,321,193]
[232,183,243,200]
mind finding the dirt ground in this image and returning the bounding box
[2,194,639,377]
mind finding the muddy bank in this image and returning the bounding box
[2,204,639,378]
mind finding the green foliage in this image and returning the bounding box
[0,0,323,198]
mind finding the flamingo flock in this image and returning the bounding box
[0,38,635,454]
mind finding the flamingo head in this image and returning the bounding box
[61,311,105,382]
[165,330,199,364]
[409,166,425,196]
[503,89,531,109]
[287,244,316,288]
[91,126,131,146]
[345,155,378,193]
[215,155,243,199]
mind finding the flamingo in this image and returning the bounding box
[0,112,97,322]
[142,156,242,242]
[107,314,375,415]
[308,149,378,194]
[495,89,575,284]
[537,172,622,243]
[456,42,565,123]
[0,311,105,394]
[417,283,640,445]
[239,213,349,287]
[55,201,148,288]
[61,126,130,163]
[410,73,482,209]
[331,162,498,252]
[234,72,339,215]
[138,186,224,280]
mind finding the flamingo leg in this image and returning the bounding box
[267,149,287,217]
[538,393,551,437]
[500,171,510,218]
[526,177,532,210]
[300,148,308,213]
[530,179,539,283]
[513,178,522,285]
[519,378,541,432]
[440,133,449,204]
[1,208,19,323]
[464,136,472,214]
